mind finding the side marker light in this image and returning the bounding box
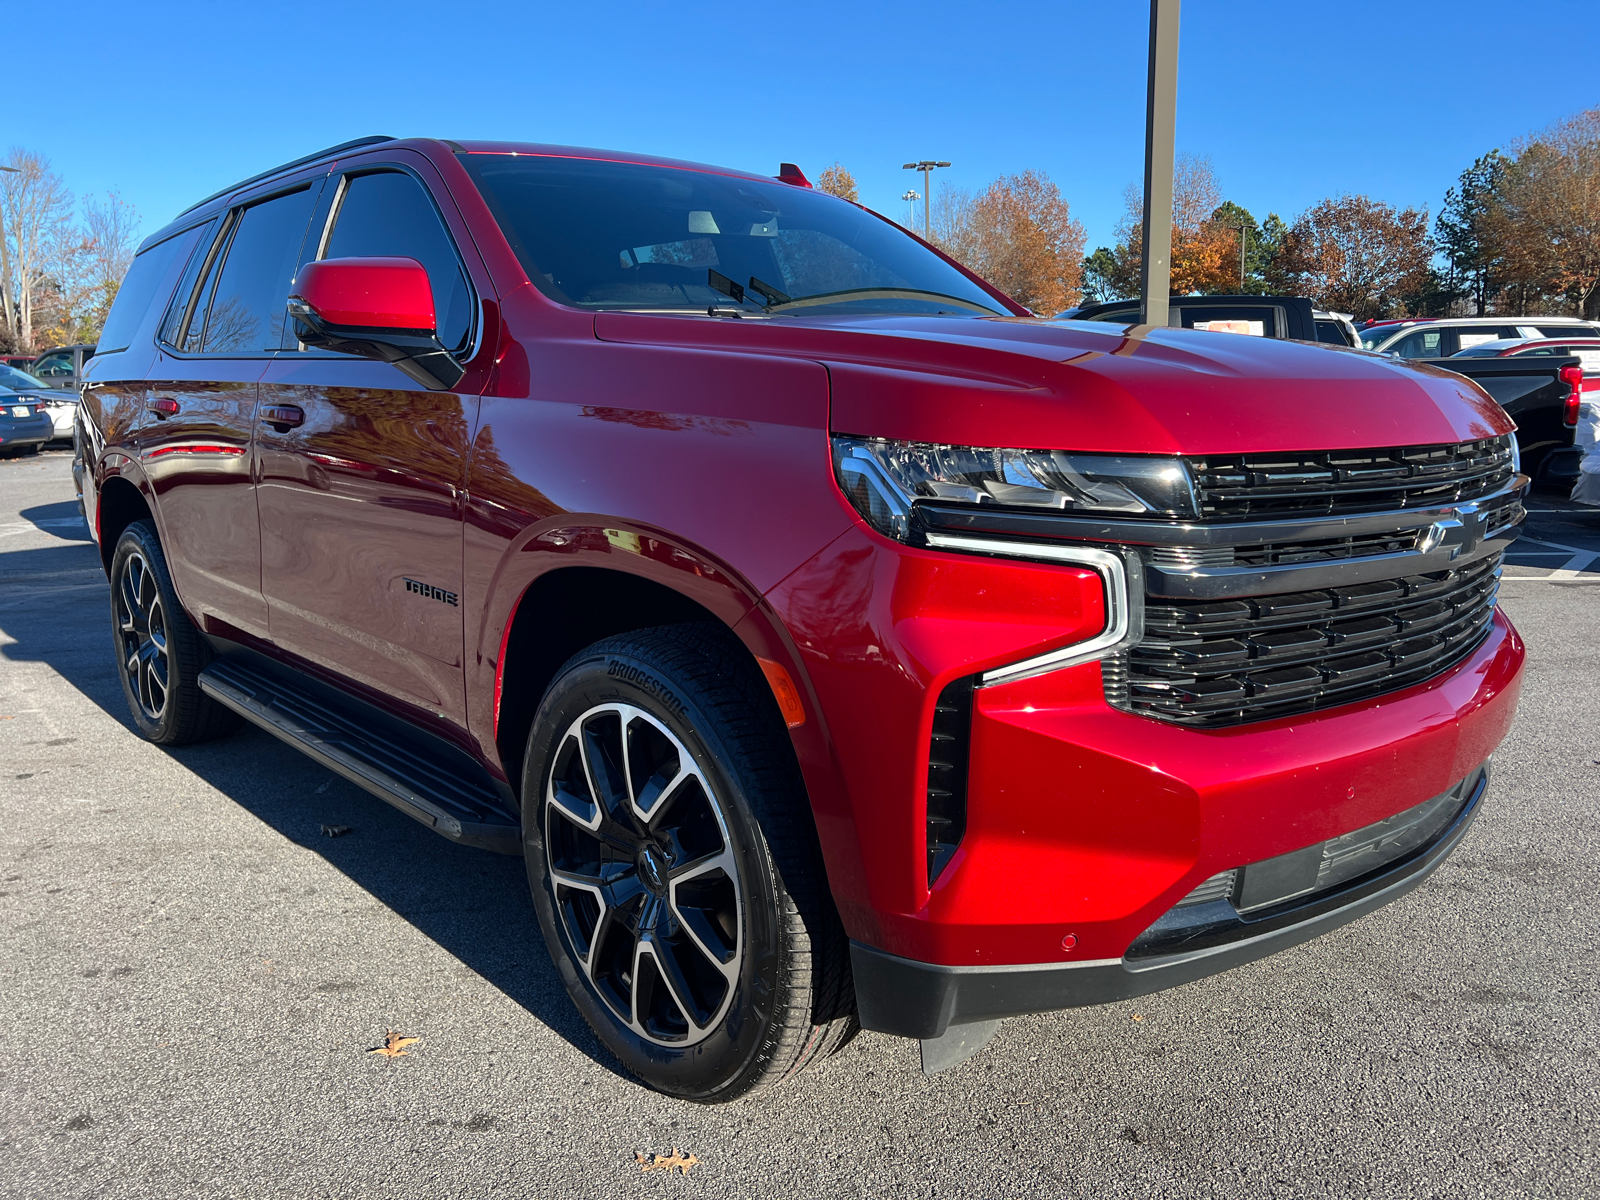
[756,657,806,728]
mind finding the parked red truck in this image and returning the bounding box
[76,137,1526,1099]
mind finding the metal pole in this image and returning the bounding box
[1139,0,1180,327]
[923,166,931,239]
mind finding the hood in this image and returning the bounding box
[593,311,1512,454]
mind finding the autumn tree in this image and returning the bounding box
[931,170,1085,314]
[816,162,859,203]
[1486,107,1600,317]
[1109,154,1241,297]
[1276,195,1433,320]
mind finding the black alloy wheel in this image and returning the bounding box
[523,624,856,1101]
[109,520,239,746]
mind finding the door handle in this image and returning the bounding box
[147,397,180,419]
[260,404,305,432]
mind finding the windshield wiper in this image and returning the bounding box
[764,287,999,315]
[707,270,767,314]
[747,276,791,306]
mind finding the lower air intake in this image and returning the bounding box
[927,676,974,885]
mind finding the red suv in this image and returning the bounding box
[77,136,1528,1100]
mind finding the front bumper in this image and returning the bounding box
[855,763,1490,1040]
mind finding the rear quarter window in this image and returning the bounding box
[95,227,202,354]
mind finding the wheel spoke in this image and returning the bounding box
[579,713,630,824]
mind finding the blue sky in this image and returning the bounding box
[16,1,1600,252]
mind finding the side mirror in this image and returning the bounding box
[287,257,465,391]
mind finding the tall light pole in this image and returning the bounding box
[901,189,920,229]
[1139,0,1180,327]
[0,164,18,344]
[902,160,950,240]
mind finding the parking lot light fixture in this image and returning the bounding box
[902,161,951,240]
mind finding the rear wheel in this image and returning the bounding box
[110,520,239,745]
[522,624,855,1101]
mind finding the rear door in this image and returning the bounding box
[142,179,323,640]
[256,153,490,727]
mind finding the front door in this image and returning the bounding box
[257,160,488,727]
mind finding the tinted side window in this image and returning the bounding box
[96,227,200,354]
[200,187,318,354]
[159,217,224,350]
[322,171,473,352]
[1540,325,1600,338]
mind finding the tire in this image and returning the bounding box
[522,623,856,1101]
[109,519,240,746]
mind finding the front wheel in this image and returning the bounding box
[522,624,855,1101]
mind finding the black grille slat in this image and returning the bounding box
[1188,436,1514,521]
[1117,553,1502,726]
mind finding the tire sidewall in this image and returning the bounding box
[522,643,787,1100]
[109,521,184,743]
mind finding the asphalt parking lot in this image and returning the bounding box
[2,448,1597,1200]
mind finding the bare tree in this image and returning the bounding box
[1,149,76,350]
[84,192,141,325]
[1111,154,1240,297]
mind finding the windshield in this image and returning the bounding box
[460,154,1011,317]
[0,364,47,390]
[1359,325,1402,350]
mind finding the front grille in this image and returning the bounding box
[1149,528,1421,571]
[1107,551,1502,726]
[1188,435,1514,521]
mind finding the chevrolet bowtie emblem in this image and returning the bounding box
[1421,502,1488,559]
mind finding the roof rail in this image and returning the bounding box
[178,135,396,216]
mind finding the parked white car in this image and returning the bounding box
[1359,316,1600,358]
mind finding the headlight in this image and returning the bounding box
[832,435,1197,541]
[1508,431,1521,474]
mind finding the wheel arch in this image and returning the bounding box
[95,468,155,575]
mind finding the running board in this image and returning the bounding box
[198,657,521,854]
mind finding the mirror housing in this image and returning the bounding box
[287,257,466,391]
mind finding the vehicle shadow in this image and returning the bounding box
[0,539,621,1080]
[17,499,94,540]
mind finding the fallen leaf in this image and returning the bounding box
[637,1148,699,1175]
[368,1030,421,1057]
[1132,1013,1144,1022]
[320,824,352,838]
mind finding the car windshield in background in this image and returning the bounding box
[1359,327,1399,349]
[460,154,1008,317]
[0,364,47,390]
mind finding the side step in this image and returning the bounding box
[199,656,522,854]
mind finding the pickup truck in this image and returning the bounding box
[77,136,1527,1101]
[1435,352,1584,488]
